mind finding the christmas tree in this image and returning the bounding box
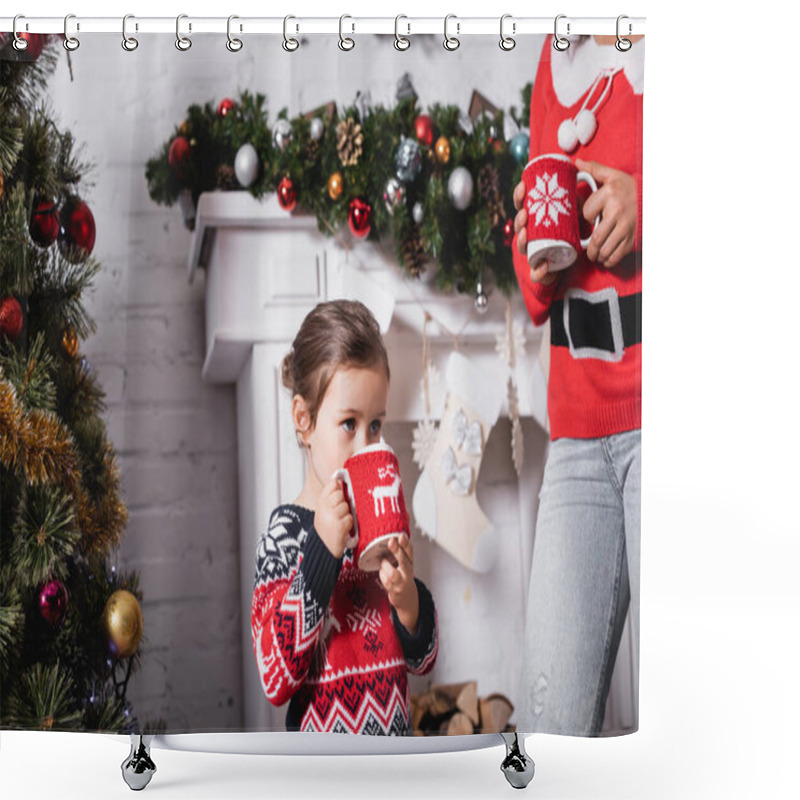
[1,34,143,732]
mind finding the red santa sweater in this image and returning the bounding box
[513,35,643,440]
[251,504,438,734]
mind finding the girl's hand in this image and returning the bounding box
[379,534,419,635]
[315,476,354,559]
[513,180,559,287]
[576,159,638,268]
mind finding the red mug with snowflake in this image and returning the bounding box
[332,442,410,571]
[523,153,600,272]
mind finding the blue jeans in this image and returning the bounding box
[518,429,641,736]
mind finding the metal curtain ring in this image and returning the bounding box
[122,14,139,51]
[227,15,243,52]
[12,15,28,51]
[282,15,299,52]
[63,14,80,51]
[339,14,354,51]
[553,14,570,51]
[443,14,460,51]
[394,14,410,51]
[616,14,632,51]
[499,14,516,51]
[176,14,192,51]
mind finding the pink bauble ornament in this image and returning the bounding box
[348,197,372,238]
[39,579,69,627]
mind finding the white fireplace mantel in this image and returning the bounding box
[187,191,634,734]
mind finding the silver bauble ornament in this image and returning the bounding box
[396,136,422,183]
[475,282,489,313]
[448,166,474,211]
[310,117,324,141]
[273,119,293,151]
[234,143,260,188]
[383,177,405,214]
[412,201,424,224]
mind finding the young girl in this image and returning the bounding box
[250,299,438,735]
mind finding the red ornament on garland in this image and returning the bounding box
[217,97,235,117]
[503,217,515,248]
[277,177,297,212]
[0,296,24,341]
[348,197,372,239]
[168,135,192,180]
[39,579,69,627]
[12,32,45,62]
[414,114,435,147]
[29,198,60,247]
[57,196,96,264]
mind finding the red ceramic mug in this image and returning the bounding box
[332,442,410,572]
[523,153,600,272]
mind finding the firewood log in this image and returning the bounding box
[478,693,514,734]
[437,681,479,726]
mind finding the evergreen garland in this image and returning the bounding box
[146,82,533,296]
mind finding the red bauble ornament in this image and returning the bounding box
[168,136,192,180]
[13,32,45,62]
[0,296,24,341]
[348,197,372,239]
[277,177,297,212]
[217,98,235,117]
[503,217,515,248]
[39,579,69,627]
[57,196,96,264]
[30,198,61,247]
[414,114,435,147]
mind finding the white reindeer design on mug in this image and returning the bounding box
[369,465,401,516]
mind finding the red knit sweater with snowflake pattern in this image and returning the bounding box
[513,36,643,440]
[251,504,438,734]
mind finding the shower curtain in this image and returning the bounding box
[0,22,643,741]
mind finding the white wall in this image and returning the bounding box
[45,32,547,730]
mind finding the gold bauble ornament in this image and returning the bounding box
[179,120,190,136]
[62,326,79,359]
[102,589,143,659]
[435,136,451,164]
[328,172,344,201]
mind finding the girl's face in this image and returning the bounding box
[297,364,389,501]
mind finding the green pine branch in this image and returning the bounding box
[11,485,80,588]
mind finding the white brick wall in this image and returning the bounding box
[45,33,547,730]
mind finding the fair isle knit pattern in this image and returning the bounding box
[251,504,438,734]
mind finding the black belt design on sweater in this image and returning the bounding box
[550,288,641,362]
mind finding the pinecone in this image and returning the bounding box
[216,164,237,191]
[336,117,363,167]
[401,225,427,278]
[305,138,319,162]
[478,163,504,228]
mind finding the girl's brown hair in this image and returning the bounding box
[281,300,390,434]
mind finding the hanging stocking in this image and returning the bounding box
[412,351,504,573]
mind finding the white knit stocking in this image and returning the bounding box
[412,351,504,573]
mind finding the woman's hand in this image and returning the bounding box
[513,180,558,286]
[315,476,353,559]
[379,534,419,635]
[576,159,638,268]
